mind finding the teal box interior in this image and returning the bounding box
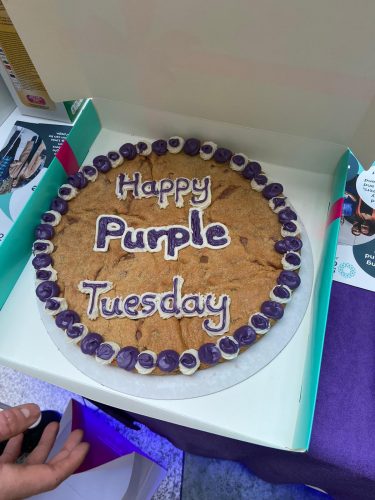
[0,102,101,310]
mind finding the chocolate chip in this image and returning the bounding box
[135,330,142,341]
[240,236,248,248]
[66,216,79,224]
[200,256,209,263]
[217,185,239,200]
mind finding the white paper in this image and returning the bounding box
[31,401,165,500]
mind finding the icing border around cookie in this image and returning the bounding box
[33,136,302,375]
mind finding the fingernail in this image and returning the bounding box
[21,407,30,418]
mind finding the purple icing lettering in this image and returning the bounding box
[100,297,123,318]
[181,295,205,315]
[140,294,158,316]
[147,228,168,251]
[205,224,229,247]
[158,178,174,207]
[141,180,159,197]
[116,172,141,199]
[203,294,230,335]
[123,295,140,317]
[175,177,190,206]
[189,209,204,246]
[191,177,211,207]
[123,229,145,250]
[159,276,182,316]
[95,215,126,251]
[79,281,112,319]
[166,227,190,259]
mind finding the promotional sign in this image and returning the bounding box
[333,154,375,292]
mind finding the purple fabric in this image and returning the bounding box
[93,281,375,500]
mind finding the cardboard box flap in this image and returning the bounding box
[4,0,375,165]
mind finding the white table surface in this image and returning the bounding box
[0,110,331,450]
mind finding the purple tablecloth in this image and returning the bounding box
[95,281,375,500]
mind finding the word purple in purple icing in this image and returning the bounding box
[94,208,231,261]
[78,276,231,336]
[115,172,212,209]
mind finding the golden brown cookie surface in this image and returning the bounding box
[49,151,288,373]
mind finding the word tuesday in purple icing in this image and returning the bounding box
[115,172,212,209]
[93,208,231,261]
[78,276,230,336]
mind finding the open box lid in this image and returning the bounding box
[4,0,375,168]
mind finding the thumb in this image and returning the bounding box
[0,404,41,441]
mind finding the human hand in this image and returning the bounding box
[0,403,89,500]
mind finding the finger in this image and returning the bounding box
[0,404,40,441]
[25,422,59,465]
[1,443,89,499]
[0,433,23,464]
[48,429,84,465]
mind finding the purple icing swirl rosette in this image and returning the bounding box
[33,134,306,384]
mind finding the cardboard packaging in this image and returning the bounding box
[0,120,72,309]
[1,0,375,452]
[32,399,166,500]
[0,73,14,124]
[0,1,86,122]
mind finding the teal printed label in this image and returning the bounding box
[333,153,375,292]
[0,121,71,246]
[63,99,86,122]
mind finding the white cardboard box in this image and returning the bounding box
[1,0,375,451]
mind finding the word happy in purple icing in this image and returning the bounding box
[94,208,231,260]
[78,276,230,336]
[115,172,212,209]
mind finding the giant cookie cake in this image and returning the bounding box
[32,137,302,376]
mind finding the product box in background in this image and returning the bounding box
[0,1,86,122]
[333,153,375,292]
[32,399,166,500]
[1,0,375,454]
[0,73,14,124]
[0,120,72,309]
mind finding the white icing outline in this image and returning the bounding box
[217,335,239,359]
[167,136,184,153]
[78,276,231,336]
[282,251,301,271]
[135,350,157,374]
[200,141,217,160]
[270,285,292,304]
[94,208,230,261]
[115,171,212,209]
[42,210,61,227]
[78,280,113,320]
[45,297,67,316]
[93,215,126,252]
[58,184,78,201]
[65,323,88,344]
[230,153,248,172]
[95,341,120,365]
[33,240,54,255]
[179,349,200,375]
